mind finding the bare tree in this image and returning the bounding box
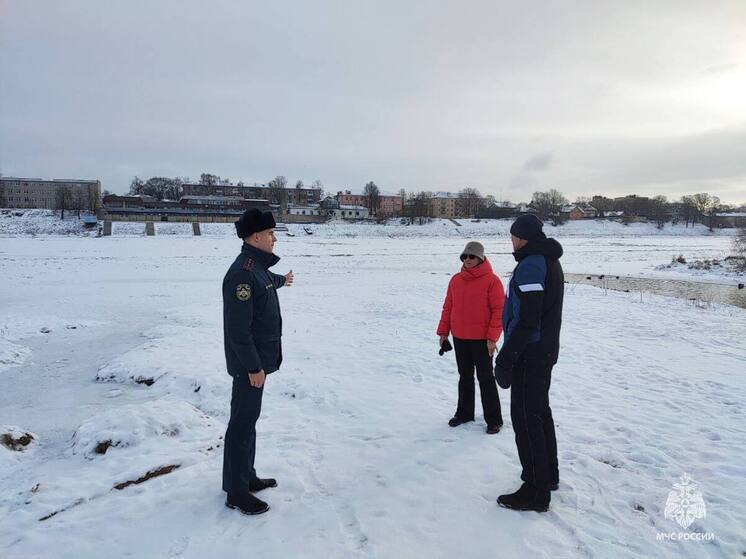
[613,194,652,217]
[530,189,568,219]
[311,179,325,200]
[87,184,100,213]
[458,187,483,217]
[411,191,433,222]
[55,186,72,219]
[70,189,85,217]
[129,177,145,195]
[691,192,713,216]
[706,196,721,232]
[679,195,696,227]
[650,195,670,229]
[200,173,219,186]
[133,177,183,201]
[690,193,721,230]
[363,181,381,216]
[591,195,614,217]
[268,175,288,210]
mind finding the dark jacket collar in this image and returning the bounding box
[513,237,564,262]
[241,242,280,268]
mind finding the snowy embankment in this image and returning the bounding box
[0,207,735,239]
[1,236,744,558]
[2,208,740,283]
[279,217,735,240]
[0,209,99,236]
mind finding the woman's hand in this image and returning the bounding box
[439,335,448,346]
[487,340,497,357]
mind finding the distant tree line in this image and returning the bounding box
[128,176,185,201]
[117,171,739,230]
[588,192,726,230]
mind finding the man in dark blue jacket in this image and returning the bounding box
[495,214,563,512]
[222,208,294,516]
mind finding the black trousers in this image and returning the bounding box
[222,375,264,495]
[511,355,559,491]
[453,338,502,426]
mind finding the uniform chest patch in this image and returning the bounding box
[236,284,251,301]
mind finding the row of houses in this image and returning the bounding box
[102,191,371,223]
[105,187,504,221]
[100,190,746,227]
[0,177,595,221]
[4,176,745,226]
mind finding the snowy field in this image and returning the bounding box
[1,224,745,558]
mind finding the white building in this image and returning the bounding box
[328,204,369,220]
[287,204,324,217]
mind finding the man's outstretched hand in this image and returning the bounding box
[285,270,294,286]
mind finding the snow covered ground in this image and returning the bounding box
[2,209,741,283]
[1,228,745,558]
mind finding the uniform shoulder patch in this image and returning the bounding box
[236,284,251,301]
[242,258,255,271]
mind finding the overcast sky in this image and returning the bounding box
[1,1,745,203]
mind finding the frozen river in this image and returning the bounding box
[1,231,745,558]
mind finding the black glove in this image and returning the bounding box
[439,338,453,356]
[494,362,512,389]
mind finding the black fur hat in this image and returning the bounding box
[235,208,276,238]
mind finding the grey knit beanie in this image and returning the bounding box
[461,241,485,261]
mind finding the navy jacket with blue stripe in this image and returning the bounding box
[496,237,564,369]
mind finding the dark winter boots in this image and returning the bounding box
[249,477,277,492]
[497,483,550,512]
[226,492,270,515]
[448,416,474,427]
[486,423,502,434]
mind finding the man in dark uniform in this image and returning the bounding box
[494,214,563,513]
[222,208,294,516]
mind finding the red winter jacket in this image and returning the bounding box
[437,258,505,342]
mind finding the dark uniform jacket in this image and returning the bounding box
[223,243,286,377]
[496,237,564,370]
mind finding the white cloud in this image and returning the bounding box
[1,0,745,203]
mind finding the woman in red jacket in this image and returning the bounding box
[437,241,505,434]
